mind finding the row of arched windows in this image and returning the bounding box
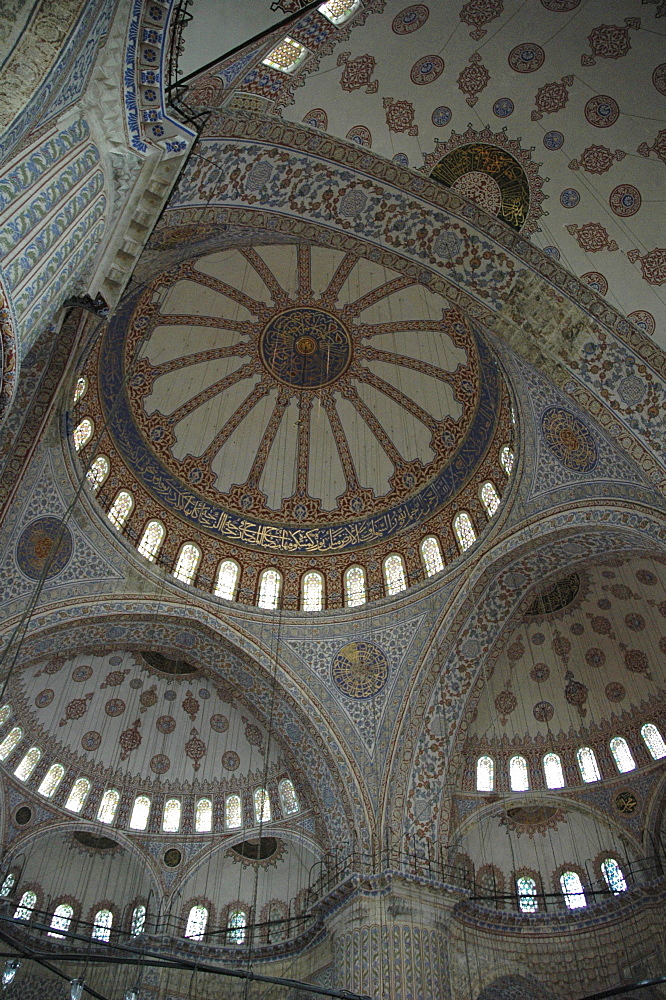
[515,859,628,914]
[476,724,666,791]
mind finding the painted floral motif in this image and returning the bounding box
[508,43,545,73]
[605,682,626,702]
[382,98,418,134]
[337,52,378,93]
[624,648,649,673]
[156,715,176,734]
[540,0,580,8]
[637,129,666,164]
[457,52,490,107]
[432,106,452,126]
[584,95,619,127]
[627,247,666,285]
[580,272,608,295]
[34,658,65,678]
[533,701,554,722]
[494,689,517,719]
[541,406,598,472]
[150,753,170,774]
[139,685,157,713]
[210,713,229,732]
[628,310,655,335]
[609,184,641,217]
[392,4,429,33]
[72,666,93,682]
[81,731,101,751]
[560,188,580,208]
[566,223,619,252]
[460,0,503,40]
[119,718,142,760]
[59,693,92,727]
[653,63,666,96]
[532,75,574,120]
[530,662,549,682]
[105,698,126,717]
[625,613,645,631]
[182,690,199,722]
[410,54,444,85]
[222,750,240,770]
[101,669,130,689]
[346,124,372,146]
[587,615,613,636]
[543,130,564,150]
[245,722,263,747]
[564,672,588,714]
[493,98,514,117]
[569,145,625,174]
[185,727,206,770]
[35,689,54,708]
[302,108,327,129]
[581,19,641,67]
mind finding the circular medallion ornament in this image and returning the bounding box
[222,750,240,770]
[584,95,619,128]
[331,641,389,698]
[533,701,554,722]
[260,308,352,388]
[605,682,626,702]
[35,689,54,708]
[493,98,514,117]
[431,143,531,230]
[580,272,608,295]
[541,407,597,472]
[628,310,655,336]
[508,43,545,73]
[303,108,327,129]
[540,0,580,8]
[105,698,126,717]
[81,731,101,751]
[15,807,31,826]
[624,648,648,673]
[543,130,564,150]
[392,153,409,166]
[609,184,641,217]
[636,569,657,585]
[392,4,429,33]
[453,171,503,214]
[16,516,73,580]
[432,105,452,126]
[530,662,550,682]
[495,690,517,715]
[163,848,181,867]
[156,715,176,734]
[410,55,444,85]
[653,63,666,96]
[210,713,229,733]
[72,665,93,682]
[150,753,170,774]
[614,790,637,815]
[560,187,580,208]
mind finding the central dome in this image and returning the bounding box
[260,306,352,388]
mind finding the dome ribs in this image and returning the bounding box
[165,361,258,427]
[238,247,289,307]
[200,380,272,466]
[184,263,271,320]
[319,251,359,307]
[341,274,415,320]
[353,365,439,434]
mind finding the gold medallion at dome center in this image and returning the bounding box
[296,335,317,356]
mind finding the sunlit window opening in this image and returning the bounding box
[509,755,529,791]
[543,752,566,789]
[129,795,151,831]
[279,778,300,815]
[258,568,281,610]
[254,787,271,824]
[65,777,91,813]
[262,36,308,73]
[215,559,239,600]
[38,763,65,798]
[601,858,628,895]
[344,565,367,607]
[480,481,501,518]
[86,455,109,491]
[0,704,11,726]
[384,553,407,596]
[560,871,587,909]
[516,876,538,913]
[14,746,41,781]
[0,727,23,761]
[577,746,601,783]
[185,904,208,941]
[476,756,494,792]
[195,797,212,833]
[173,542,201,584]
[48,903,73,938]
[73,376,87,404]
[225,794,243,829]
[500,445,514,475]
[420,535,444,577]
[137,520,165,562]
[454,512,476,552]
[92,909,113,942]
[641,722,666,760]
[0,873,16,897]
[14,890,37,922]
[318,0,361,25]
[97,788,120,824]
[131,905,146,936]
[610,736,636,773]
[302,570,324,611]
[227,909,247,945]
[163,798,181,832]
[74,418,93,451]
[107,490,133,530]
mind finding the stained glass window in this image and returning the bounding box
[279,778,299,815]
[173,542,200,584]
[344,565,366,607]
[480,481,501,518]
[226,794,243,829]
[601,858,627,895]
[0,727,23,761]
[14,746,40,781]
[641,723,666,760]
[38,763,65,798]
[48,903,73,938]
[543,752,565,789]
[195,798,212,833]
[129,795,151,831]
[215,559,239,600]
[560,871,586,909]
[137,520,165,562]
[73,377,87,404]
[610,736,636,773]
[14,890,36,921]
[262,36,307,73]
[74,418,93,451]
[476,756,494,791]
[65,777,90,813]
[92,909,113,942]
[302,571,324,611]
[97,788,120,824]
[131,904,146,936]
[516,877,538,913]
[254,787,271,824]
[509,755,529,791]
[185,904,208,941]
[86,455,109,491]
[454,512,476,552]
[384,553,407,596]
[108,490,133,530]
[0,704,13,726]
[258,568,281,610]
[577,746,601,783]
[500,445,514,475]
[163,798,181,832]
[227,909,247,945]
[0,874,16,897]
[420,536,444,577]
[318,0,361,25]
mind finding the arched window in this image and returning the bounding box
[577,746,601,783]
[129,795,151,831]
[560,871,586,909]
[173,542,201,584]
[254,787,271,824]
[543,752,565,789]
[480,481,501,518]
[92,909,113,942]
[163,798,181,832]
[641,723,666,760]
[215,559,239,600]
[453,512,476,552]
[420,536,444,577]
[65,777,91,813]
[137,520,165,562]
[227,909,247,945]
[48,903,74,938]
[185,904,208,941]
[0,704,11,726]
[195,797,212,833]
[38,763,65,798]
[476,756,494,792]
[73,376,87,404]
[302,571,324,611]
[516,876,538,913]
[319,0,361,25]
[74,418,94,451]
[107,490,133,530]
[0,873,16,897]
[0,726,23,760]
[610,736,636,773]
[500,445,514,475]
[279,778,299,815]
[14,746,41,781]
[86,455,109,491]
[131,904,146,936]
[509,755,529,791]
[384,553,407,595]
[601,858,627,895]
[258,568,281,610]
[225,794,243,829]
[344,565,366,607]
[97,788,120,824]
[14,890,37,921]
